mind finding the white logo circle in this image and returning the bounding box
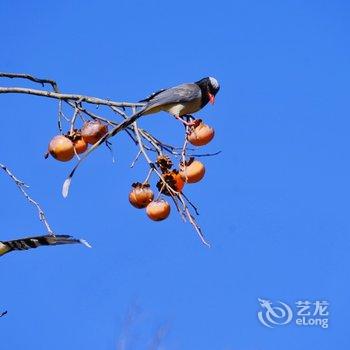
[258,298,293,328]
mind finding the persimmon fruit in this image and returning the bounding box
[146,200,171,221]
[180,159,206,183]
[48,135,75,162]
[129,183,154,209]
[81,120,108,144]
[187,122,215,146]
[73,137,88,154]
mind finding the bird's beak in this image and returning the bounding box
[208,92,215,105]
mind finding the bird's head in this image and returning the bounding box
[196,76,220,105]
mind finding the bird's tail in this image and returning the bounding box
[0,234,91,256]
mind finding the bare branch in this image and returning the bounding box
[0,72,216,245]
[62,107,146,197]
[0,86,145,109]
[132,122,210,246]
[0,163,53,234]
[0,72,59,92]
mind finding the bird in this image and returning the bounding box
[0,234,91,256]
[138,76,220,126]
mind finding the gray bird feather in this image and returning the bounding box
[142,83,202,112]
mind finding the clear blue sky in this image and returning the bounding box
[1,1,349,349]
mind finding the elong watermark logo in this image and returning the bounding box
[257,298,329,329]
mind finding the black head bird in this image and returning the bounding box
[139,77,220,126]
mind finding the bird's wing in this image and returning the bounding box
[143,83,202,110]
[139,88,167,102]
[0,234,91,256]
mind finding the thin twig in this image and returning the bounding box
[0,163,53,234]
[133,122,209,245]
[130,150,142,168]
[0,86,145,109]
[143,168,154,184]
[0,72,59,92]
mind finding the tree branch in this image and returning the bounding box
[0,72,217,246]
[0,87,145,109]
[0,163,53,234]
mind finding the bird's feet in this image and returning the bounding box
[186,119,202,128]
[176,115,201,128]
